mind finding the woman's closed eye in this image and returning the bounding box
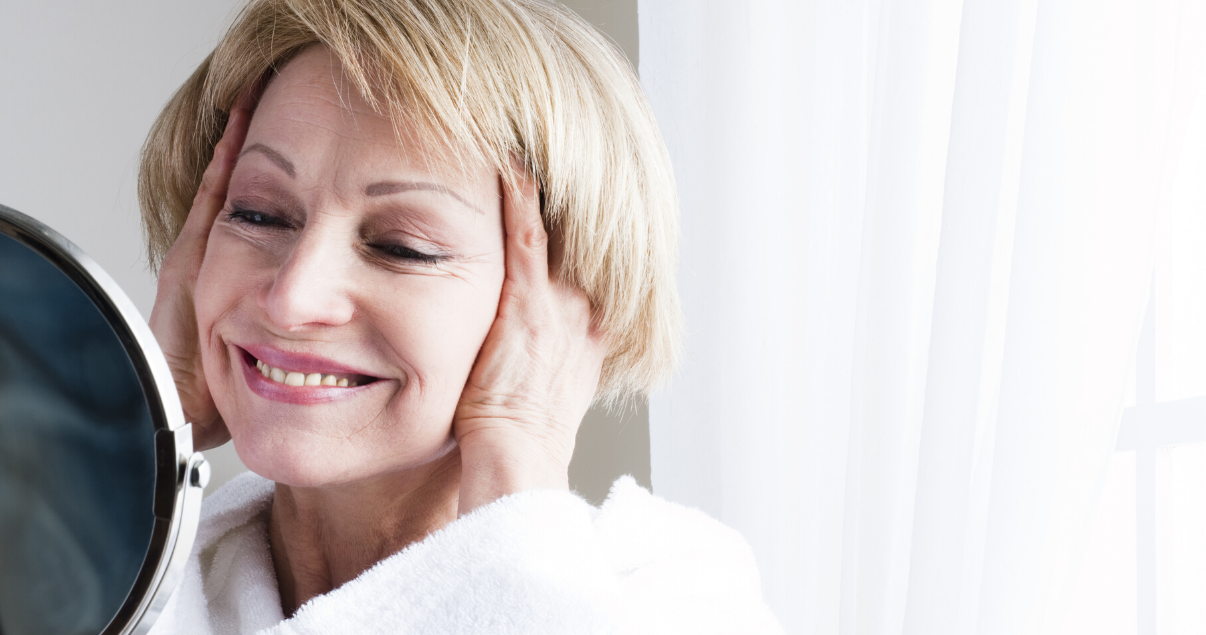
[367,242,444,265]
[226,208,293,229]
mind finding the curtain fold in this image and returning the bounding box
[639,0,1202,633]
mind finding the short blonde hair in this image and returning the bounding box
[139,0,680,401]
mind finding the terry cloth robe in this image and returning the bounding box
[148,471,783,635]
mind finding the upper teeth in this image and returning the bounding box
[256,359,357,388]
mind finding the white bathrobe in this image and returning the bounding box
[149,472,783,634]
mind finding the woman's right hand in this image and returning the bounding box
[148,94,255,451]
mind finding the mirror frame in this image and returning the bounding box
[0,204,207,635]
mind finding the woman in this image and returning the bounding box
[141,0,780,632]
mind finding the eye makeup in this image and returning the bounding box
[360,239,446,266]
[225,208,294,229]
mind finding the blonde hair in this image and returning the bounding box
[139,0,680,401]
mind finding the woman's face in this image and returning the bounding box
[194,47,505,487]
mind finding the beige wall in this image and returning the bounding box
[205,0,651,504]
[555,0,649,505]
[561,0,639,68]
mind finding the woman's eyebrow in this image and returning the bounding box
[365,181,484,215]
[239,143,296,178]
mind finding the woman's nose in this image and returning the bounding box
[260,229,356,330]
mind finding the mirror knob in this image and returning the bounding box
[189,456,211,489]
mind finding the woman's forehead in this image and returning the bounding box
[245,47,497,199]
[252,49,409,156]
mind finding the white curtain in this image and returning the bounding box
[639,0,1205,633]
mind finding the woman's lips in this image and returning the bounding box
[236,345,381,405]
[241,344,376,377]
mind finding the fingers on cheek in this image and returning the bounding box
[191,120,243,211]
[509,247,548,286]
[201,138,235,188]
[177,211,212,247]
[515,221,548,252]
[191,176,217,211]
[188,175,230,234]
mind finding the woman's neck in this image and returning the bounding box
[267,451,462,616]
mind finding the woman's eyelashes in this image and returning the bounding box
[226,208,294,229]
[367,242,444,265]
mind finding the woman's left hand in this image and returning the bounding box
[453,167,607,515]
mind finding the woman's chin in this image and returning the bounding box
[236,443,345,489]
[227,422,459,490]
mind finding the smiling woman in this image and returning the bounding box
[135,0,780,632]
[195,50,506,490]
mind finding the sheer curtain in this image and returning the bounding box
[638,0,1204,633]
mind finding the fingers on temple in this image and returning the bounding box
[185,84,261,240]
[232,77,263,116]
[501,167,550,286]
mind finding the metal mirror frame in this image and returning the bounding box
[0,204,208,635]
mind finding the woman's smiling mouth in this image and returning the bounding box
[255,358,362,387]
[237,345,382,404]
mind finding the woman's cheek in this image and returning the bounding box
[374,268,503,405]
[197,232,258,315]
[444,270,505,378]
[193,233,269,382]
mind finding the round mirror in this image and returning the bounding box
[0,204,207,635]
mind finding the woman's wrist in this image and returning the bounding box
[456,425,573,515]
